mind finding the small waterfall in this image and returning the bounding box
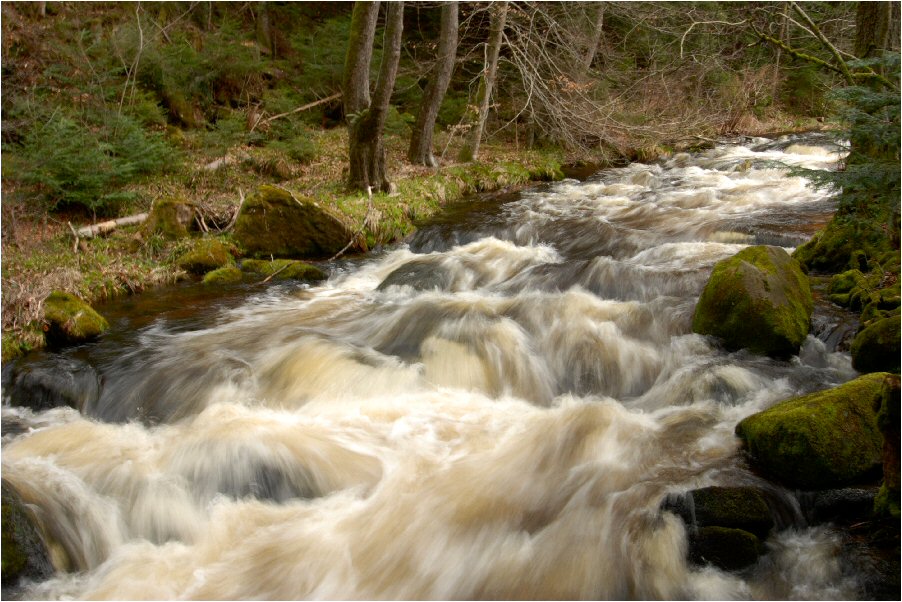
[3,135,871,600]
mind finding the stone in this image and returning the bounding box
[874,374,900,518]
[233,185,351,259]
[2,354,101,412]
[662,486,774,540]
[688,526,764,572]
[42,291,109,348]
[377,260,452,291]
[143,197,196,239]
[202,266,244,286]
[735,373,888,490]
[240,259,327,281]
[175,238,237,275]
[1,480,53,588]
[692,246,813,359]
[851,315,901,374]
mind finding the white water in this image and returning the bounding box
[3,135,866,600]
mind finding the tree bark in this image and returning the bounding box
[343,1,380,119]
[855,1,898,58]
[408,2,459,167]
[347,1,405,193]
[458,1,508,163]
[579,2,605,79]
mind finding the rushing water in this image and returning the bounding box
[2,134,875,600]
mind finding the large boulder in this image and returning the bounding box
[735,373,888,490]
[851,315,901,374]
[233,185,351,259]
[693,246,813,359]
[43,291,109,348]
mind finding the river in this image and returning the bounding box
[2,134,877,599]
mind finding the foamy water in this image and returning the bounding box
[3,135,865,600]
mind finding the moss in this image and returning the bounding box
[2,334,29,363]
[874,375,900,518]
[233,185,351,259]
[143,197,196,239]
[851,315,901,374]
[241,259,326,281]
[202,266,243,285]
[43,291,109,348]
[175,238,236,275]
[735,373,888,489]
[689,487,774,540]
[693,246,813,358]
[689,526,764,572]
[793,213,895,274]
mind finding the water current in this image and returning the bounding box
[2,134,876,600]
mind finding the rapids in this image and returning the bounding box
[2,134,875,600]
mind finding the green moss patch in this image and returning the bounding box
[202,266,243,286]
[175,238,237,275]
[241,259,327,282]
[851,315,901,374]
[42,291,109,348]
[143,197,196,239]
[735,373,888,490]
[692,245,813,358]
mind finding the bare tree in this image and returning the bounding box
[458,1,508,162]
[408,2,459,167]
[345,1,405,192]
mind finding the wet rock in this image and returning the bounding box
[735,373,887,490]
[175,238,237,275]
[241,259,327,282]
[692,245,813,359]
[874,374,900,519]
[143,196,196,239]
[689,526,764,572]
[202,266,243,286]
[43,291,109,348]
[2,353,101,412]
[377,260,452,291]
[663,486,774,539]
[233,185,351,259]
[799,488,877,525]
[1,480,53,589]
[851,315,901,374]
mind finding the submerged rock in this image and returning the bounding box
[2,354,101,412]
[692,245,813,359]
[377,260,452,291]
[233,185,351,259]
[1,480,53,589]
[43,291,109,348]
[240,259,327,282]
[851,315,901,374]
[175,238,237,275]
[735,373,887,490]
[662,486,774,572]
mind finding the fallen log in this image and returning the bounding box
[75,213,148,239]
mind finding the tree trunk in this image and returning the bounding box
[343,1,381,119]
[256,1,275,59]
[579,2,605,79]
[855,1,898,58]
[347,1,404,193]
[408,2,459,167]
[458,1,508,163]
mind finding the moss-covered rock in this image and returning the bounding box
[874,374,900,518]
[143,197,196,239]
[42,291,109,348]
[793,214,894,274]
[175,238,237,275]
[688,526,764,572]
[1,480,53,587]
[202,266,243,286]
[667,486,774,539]
[692,245,813,358]
[233,185,351,259]
[851,315,901,374]
[240,259,327,281]
[735,373,888,490]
